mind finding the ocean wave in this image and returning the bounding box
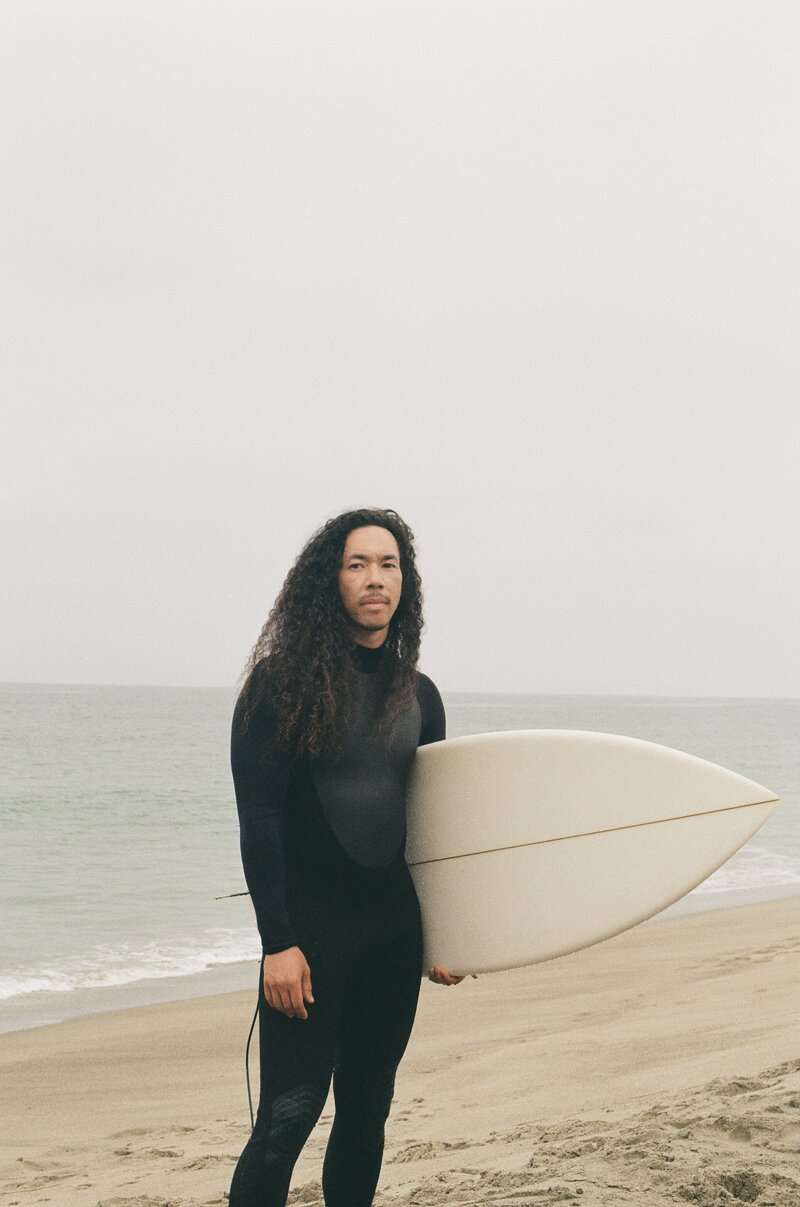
[0,927,261,1001]
[693,846,800,894]
[4,853,799,1003]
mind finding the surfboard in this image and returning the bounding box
[405,730,779,974]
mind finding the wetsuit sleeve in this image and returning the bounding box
[230,663,299,956]
[417,673,446,745]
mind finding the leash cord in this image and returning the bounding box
[245,995,259,1132]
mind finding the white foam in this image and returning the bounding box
[0,927,261,1001]
[693,845,800,894]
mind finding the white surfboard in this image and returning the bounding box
[405,730,779,974]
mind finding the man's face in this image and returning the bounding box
[338,526,403,647]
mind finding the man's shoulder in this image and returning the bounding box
[415,669,441,697]
[234,657,276,723]
[235,656,264,698]
[249,654,273,683]
[415,670,446,744]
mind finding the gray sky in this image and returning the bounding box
[3,1,798,695]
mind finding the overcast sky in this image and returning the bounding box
[2,1,798,696]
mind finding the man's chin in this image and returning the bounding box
[350,614,392,638]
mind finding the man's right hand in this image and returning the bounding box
[262,946,314,1019]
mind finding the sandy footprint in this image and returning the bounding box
[287,1180,324,1204]
[4,1159,86,1194]
[389,1138,472,1163]
[182,1154,237,1170]
[112,1146,184,1160]
[96,1197,177,1207]
[391,1166,586,1205]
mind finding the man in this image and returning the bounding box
[228,508,464,1207]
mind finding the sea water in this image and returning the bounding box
[1,684,797,1033]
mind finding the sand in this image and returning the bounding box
[3,897,799,1207]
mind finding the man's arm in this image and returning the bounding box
[231,663,314,1018]
[231,663,298,955]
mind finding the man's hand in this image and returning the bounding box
[427,965,478,986]
[263,946,314,1019]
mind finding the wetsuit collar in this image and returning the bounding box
[351,642,386,674]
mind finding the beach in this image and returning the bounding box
[4,896,799,1207]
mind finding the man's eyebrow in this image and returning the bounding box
[346,551,399,561]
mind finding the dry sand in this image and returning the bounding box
[3,897,799,1207]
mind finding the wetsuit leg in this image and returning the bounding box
[229,871,422,1207]
[228,946,345,1207]
[321,911,423,1207]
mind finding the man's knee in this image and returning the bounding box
[332,1064,397,1137]
[263,1083,328,1173]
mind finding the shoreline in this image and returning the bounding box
[2,895,799,1206]
[4,882,799,1038]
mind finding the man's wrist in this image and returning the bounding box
[262,939,299,956]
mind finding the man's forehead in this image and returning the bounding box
[342,527,399,558]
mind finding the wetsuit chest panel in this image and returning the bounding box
[311,673,422,869]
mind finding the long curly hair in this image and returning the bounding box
[241,508,424,760]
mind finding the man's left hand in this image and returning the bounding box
[427,965,478,986]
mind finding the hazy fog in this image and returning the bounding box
[3,2,798,695]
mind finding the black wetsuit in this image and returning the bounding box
[228,645,445,1207]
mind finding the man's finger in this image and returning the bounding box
[301,964,314,1005]
[277,987,295,1017]
[263,977,276,1010]
[289,982,309,1020]
[428,965,468,986]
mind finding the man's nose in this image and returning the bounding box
[366,563,385,586]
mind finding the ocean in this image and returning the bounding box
[1,684,798,1034]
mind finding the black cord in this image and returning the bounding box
[245,994,260,1132]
